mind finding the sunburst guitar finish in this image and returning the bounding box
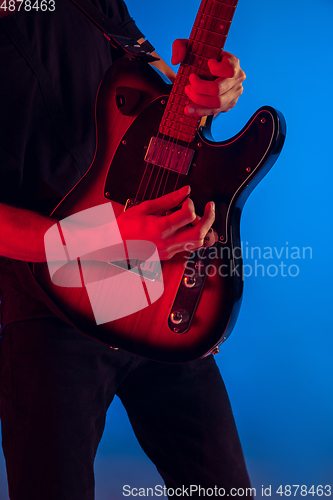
[32,55,286,362]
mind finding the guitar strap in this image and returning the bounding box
[68,0,157,61]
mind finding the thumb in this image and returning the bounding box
[171,38,188,65]
[208,53,236,78]
[139,186,191,215]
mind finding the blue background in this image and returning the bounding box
[1,0,333,498]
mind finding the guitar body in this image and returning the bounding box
[33,57,286,362]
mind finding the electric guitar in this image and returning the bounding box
[32,0,286,362]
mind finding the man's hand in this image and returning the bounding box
[171,38,246,118]
[116,186,217,260]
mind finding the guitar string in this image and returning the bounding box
[155,38,200,200]
[157,0,230,197]
[133,102,172,204]
[134,7,201,204]
[134,1,234,207]
[165,6,229,253]
[109,0,235,277]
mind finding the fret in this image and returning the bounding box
[161,110,197,122]
[213,0,237,5]
[184,50,218,61]
[193,20,231,31]
[159,126,197,140]
[168,87,187,99]
[170,85,186,96]
[161,104,198,118]
[159,123,198,133]
[198,11,235,25]
[159,136,194,144]
[166,111,200,127]
[160,121,198,136]
[184,51,220,69]
[201,0,235,4]
[159,129,194,144]
[216,0,238,5]
[161,112,198,127]
[176,63,210,74]
[158,0,239,144]
[168,93,186,103]
[194,12,233,25]
[189,41,226,60]
[202,0,237,5]
[162,113,197,130]
[189,39,226,55]
[176,75,189,86]
[159,122,198,135]
[193,35,227,50]
[177,62,211,75]
[192,29,229,47]
[178,65,192,77]
[165,106,195,119]
[197,5,235,19]
[199,0,236,16]
[193,19,231,36]
[160,117,198,129]
[207,4,235,19]
[207,0,237,5]
[165,104,192,121]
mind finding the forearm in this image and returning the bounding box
[0,202,132,265]
[0,203,54,262]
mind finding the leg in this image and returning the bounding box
[117,355,252,498]
[0,318,137,500]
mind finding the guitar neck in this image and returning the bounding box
[159,0,239,143]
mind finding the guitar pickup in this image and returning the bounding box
[144,137,195,175]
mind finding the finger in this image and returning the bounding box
[185,85,220,109]
[171,38,188,65]
[161,202,215,258]
[139,186,191,215]
[186,95,241,117]
[187,73,235,97]
[209,51,246,79]
[164,198,197,233]
[184,84,243,116]
[208,53,237,78]
[185,104,223,118]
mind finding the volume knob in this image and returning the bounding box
[183,276,196,288]
[170,309,190,325]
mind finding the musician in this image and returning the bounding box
[0,0,250,498]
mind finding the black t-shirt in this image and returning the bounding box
[0,0,144,328]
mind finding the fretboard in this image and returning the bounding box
[159,0,238,143]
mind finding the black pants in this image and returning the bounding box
[0,317,252,499]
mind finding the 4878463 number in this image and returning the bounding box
[276,485,331,496]
[0,0,55,11]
